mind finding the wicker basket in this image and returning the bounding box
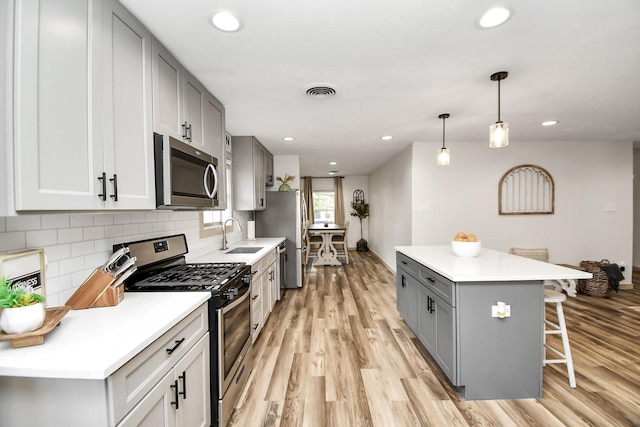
[578,259,610,297]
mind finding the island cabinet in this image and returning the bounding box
[12,0,155,211]
[0,301,210,427]
[396,249,545,400]
[232,136,273,211]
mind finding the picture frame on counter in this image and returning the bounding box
[0,249,47,304]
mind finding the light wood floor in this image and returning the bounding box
[229,250,640,426]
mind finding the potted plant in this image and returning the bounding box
[350,200,370,251]
[276,173,295,191]
[0,276,46,334]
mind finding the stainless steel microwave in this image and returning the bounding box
[154,133,219,209]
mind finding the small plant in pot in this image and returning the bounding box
[0,276,46,334]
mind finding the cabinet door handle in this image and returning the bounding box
[97,172,107,201]
[186,124,192,141]
[182,121,188,139]
[253,323,260,330]
[170,379,179,409]
[401,260,408,265]
[401,276,406,288]
[426,277,435,283]
[109,174,118,201]
[166,338,185,354]
[252,294,259,300]
[178,371,187,400]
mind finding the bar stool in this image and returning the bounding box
[544,288,576,388]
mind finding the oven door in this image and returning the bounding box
[217,281,252,397]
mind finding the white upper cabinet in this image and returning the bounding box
[151,40,184,142]
[12,0,155,210]
[203,93,226,209]
[13,0,105,210]
[102,0,155,209]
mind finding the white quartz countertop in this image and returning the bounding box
[395,246,593,282]
[0,292,210,380]
[189,237,285,266]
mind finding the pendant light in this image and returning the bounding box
[437,113,450,166]
[489,71,509,148]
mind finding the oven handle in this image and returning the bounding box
[220,285,250,314]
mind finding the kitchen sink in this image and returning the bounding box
[226,247,264,254]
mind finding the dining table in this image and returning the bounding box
[308,223,347,266]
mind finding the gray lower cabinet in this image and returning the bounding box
[396,251,543,400]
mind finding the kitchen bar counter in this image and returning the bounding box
[0,292,210,379]
[395,245,592,282]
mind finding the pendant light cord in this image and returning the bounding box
[497,78,501,122]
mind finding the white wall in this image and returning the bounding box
[370,140,634,283]
[633,148,640,267]
[342,176,368,248]
[369,144,413,269]
[272,155,300,191]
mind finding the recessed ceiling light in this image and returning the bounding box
[541,120,559,126]
[210,11,242,32]
[478,7,511,28]
[329,172,335,175]
[381,135,393,141]
[283,136,294,141]
[329,161,337,166]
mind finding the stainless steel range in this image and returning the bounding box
[115,234,254,427]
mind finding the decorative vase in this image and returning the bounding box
[0,303,46,334]
[357,239,369,252]
[278,183,291,192]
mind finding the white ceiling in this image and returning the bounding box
[120,0,640,177]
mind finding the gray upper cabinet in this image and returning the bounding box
[12,0,155,210]
[265,151,274,187]
[232,136,273,211]
[151,40,184,142]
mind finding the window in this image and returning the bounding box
[312,190,335,224]
[200,158,233,237]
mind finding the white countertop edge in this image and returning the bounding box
[0,292,211,380]
[189,237,285,265]
[395,246,593,282]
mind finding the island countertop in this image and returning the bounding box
[395,245,592,282]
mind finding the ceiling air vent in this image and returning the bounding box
[305,84,337,98]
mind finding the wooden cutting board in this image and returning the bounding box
[0,306,71,348]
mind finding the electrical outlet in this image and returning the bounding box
[491,304,511,318]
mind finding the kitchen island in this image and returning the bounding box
[395,246,592,400]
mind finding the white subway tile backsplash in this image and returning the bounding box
[59,256,85,275]
[94,214,114,226]
[105,224,125,238]
[41,214,70,229]
[84,226,106,241]
[0,210,247,306]
[0,231,26,252]
[70,214,94,227]
[58,227,84,244]
[43,244,71,262]
[7,215,41,231]
[114,213,131,224]
[71,240,95,257]
[26,229,58,247]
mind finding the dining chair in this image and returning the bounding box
[332,221,349,264]
[305,223,323,264]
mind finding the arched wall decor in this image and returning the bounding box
[499,164,555,215]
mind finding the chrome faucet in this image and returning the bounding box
[221,217,243,250]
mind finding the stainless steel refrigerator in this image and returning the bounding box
[255,190,304,289]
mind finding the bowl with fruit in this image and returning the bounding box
[451,232,481,258]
